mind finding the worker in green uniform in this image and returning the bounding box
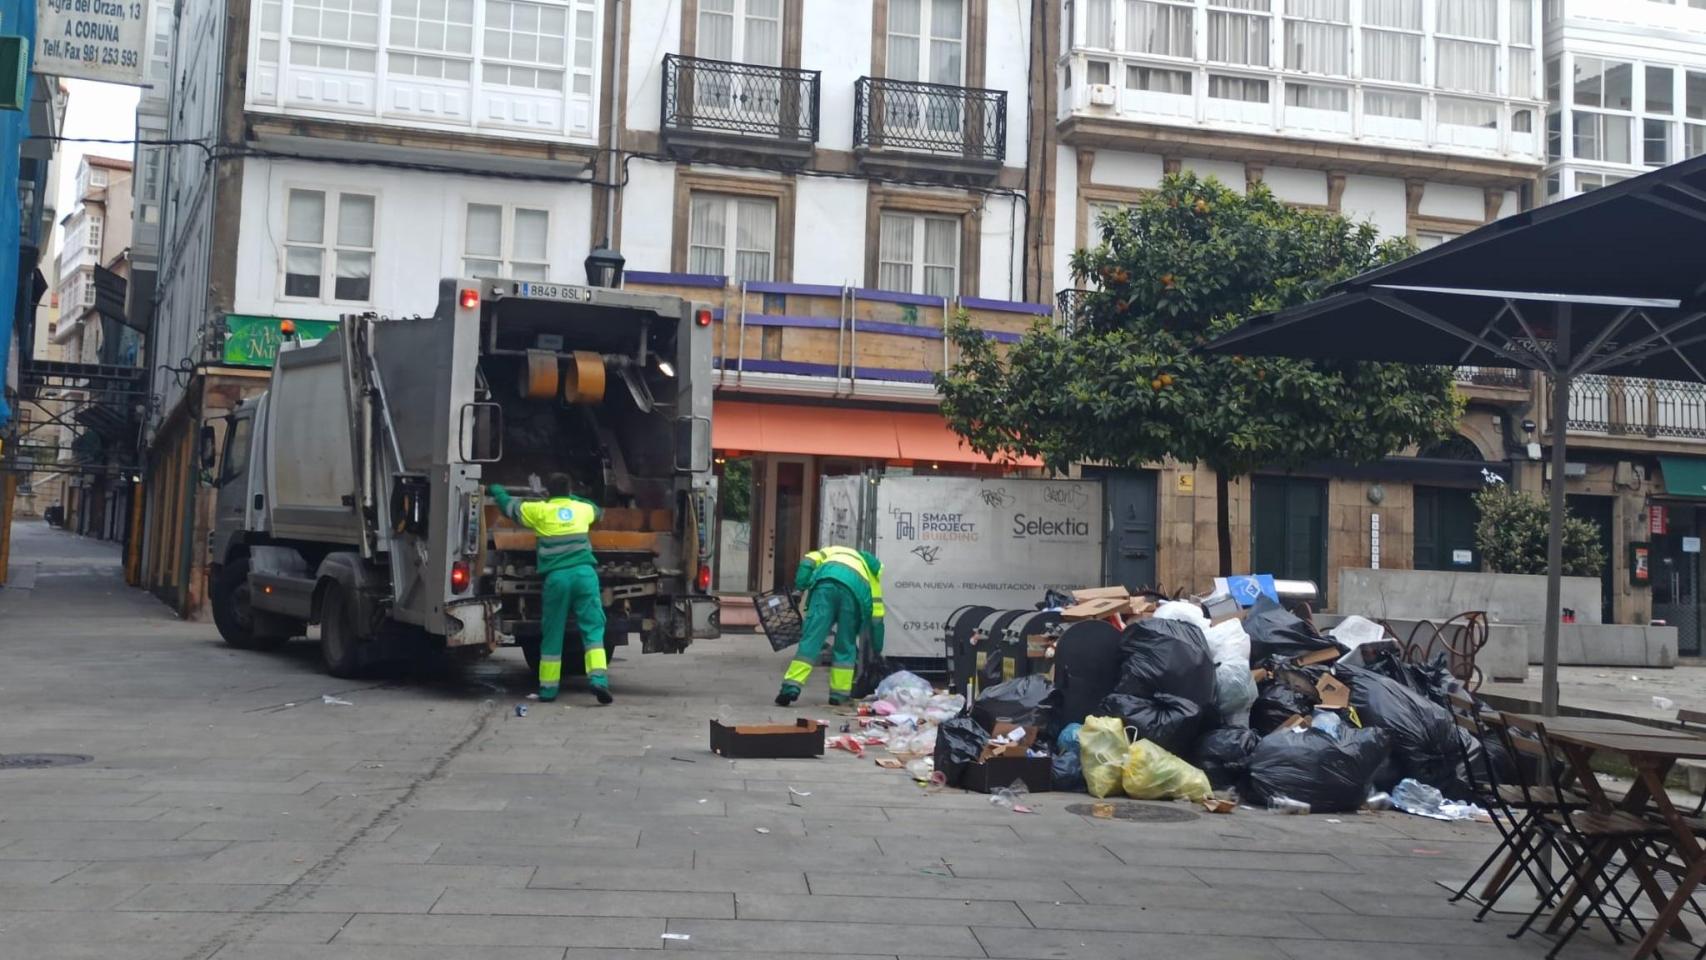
[488,475,612,705]
[776,545,884,707]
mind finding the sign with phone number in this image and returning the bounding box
[35,0,149,87]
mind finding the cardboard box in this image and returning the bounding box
[709,718,825,759]
[1315,674,1350,710]
[978,721,1039,762]
[1063,597,1127,621]
[1297,647,1343,667]
[1071,585,1131,602]
[961,754,1053,794]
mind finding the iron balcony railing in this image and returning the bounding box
[661,53,821,145]
[1567,374,1706,441]
[853,76,1006,163]
[1454,366,1530,389]
[1056,288,1091,336]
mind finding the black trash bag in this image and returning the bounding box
[851,628,898,700]
[1243,726,1393,813]
[1114,618,1216,708]
[1096,692,1206,757]
[1051,750,1085,791]
[1194,726,1262,790]
[933,716,991,789]
[1363,648,1464,707]
[1249,668,1322,736]
[1370,753,1403,793]
[1337,664,1466,798]
[972,674,1056,733]
[1245,596,1343,663]
[1040,589,1075,611]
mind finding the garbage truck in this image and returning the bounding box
[204,277,720,677]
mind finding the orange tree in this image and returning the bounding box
[937,173,1463,577]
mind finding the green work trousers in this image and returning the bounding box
[540,564,607,700]
[781,581,861,701]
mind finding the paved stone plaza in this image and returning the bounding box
[0,520,1634,960]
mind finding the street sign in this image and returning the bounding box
[34,0,149,87]
[1684,536,1702,555]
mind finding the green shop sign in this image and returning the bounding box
[222,315,339,367]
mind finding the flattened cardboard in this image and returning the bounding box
[1297,647,1343,667]
[709,718,825,758]
[1063,597,1127,621]
[1072,586,1131,602]
[1315,674,1350,710]
[978,721,1040,762]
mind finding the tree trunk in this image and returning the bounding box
[1216,469,1233,577]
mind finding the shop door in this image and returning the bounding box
[1252,476,1328,606]
[761,456,813,591]
[1414,486,1480,571]
[1087,467,1157,592]
[1567,494,1615,624]
[1653,504,1702,656]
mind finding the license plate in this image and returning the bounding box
[516,282,590,303]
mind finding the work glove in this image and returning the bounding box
[486,484,506,497]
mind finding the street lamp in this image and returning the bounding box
[584,244,625,289]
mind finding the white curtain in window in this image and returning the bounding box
[465,204,502,257]
[1362,30,1420,84]
[1437,0,1495,38]
[1084,0,1113,47]
[878,213,914,293]
[1364,0,1420,29]
[1207,11,1268,66]
[928,0,964,86]
[1284,20,1346,75]
[1285,82,1347,110]
[1208,74,1267,101]
[1364,90,1421,118]
[1126,1,1191,58]
[733,198,775,283]
[286,190,325,243]
[1211,0,1269,9]
[745,0,781,66]
[888,0,920,79]
[698,0,734,60]
[688,196,726,276]
[1437,97,1497,128]
[1130,65,1190,93]
[1284,0,1345,19]
[1437,39,1495,93]
[1511,0,1534,44]
[1510,48,1533,99]
[923,217,957,298]
[513,208,548,261]
[337,194,374,248]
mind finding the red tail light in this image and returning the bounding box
[459,288,480,310]
[696,308,713,327]
[696,563,712,592]
[451,560,471,593]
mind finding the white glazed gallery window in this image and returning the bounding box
[463,204,550,280]
[1125,1,1193,59]
[1434,0,1495,95]
[284,189,375,302]
[688,193,776,283]
[1414,230,1461,251]
[388,0,475,82]
[1688,70,1706,159]
[1207,0,1270,68]
[484,0,569,92]
[878,211,958,298]
[288,0,380,72]
[1283,0,1348,77]
[464,202,549,277]
[1082,0,1113,48]
[1573,111,1632,163]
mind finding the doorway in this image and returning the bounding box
[1252,476,1329,605]
[1414,485,1480,572]
[1086,467,1157,592]
[761,455,813,592]
[1652,503,1703,656]
[1567,494,1614,624]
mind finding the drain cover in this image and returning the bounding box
[0,754,92,770]
[1066,800,1200,823]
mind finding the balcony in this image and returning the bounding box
[1568,374,1706,444]
[660,54,820,168]
[853,76,1007,183]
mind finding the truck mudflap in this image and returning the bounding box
[443,598,498,648]
[689,596,720,640]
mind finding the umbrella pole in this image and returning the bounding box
[1541,306,1572,719]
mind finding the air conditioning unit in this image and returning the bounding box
[1089,84,1117,107]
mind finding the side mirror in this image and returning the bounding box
[199,424,219,474]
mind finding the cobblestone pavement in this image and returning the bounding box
[0,519,1635,959]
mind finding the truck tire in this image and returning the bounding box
[211,559,286,651]
[318,581,367,678]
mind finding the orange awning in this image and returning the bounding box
[713,400,1040,467]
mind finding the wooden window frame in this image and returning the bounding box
[681,0,805,68]
[672,171,796,280]
[870,0,988,87]
[864,186,981,297]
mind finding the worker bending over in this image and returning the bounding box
[777,545,884,707]
[489,475,612,704]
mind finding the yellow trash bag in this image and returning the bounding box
[1078,715,1131,799]
[1121,738,1212,802]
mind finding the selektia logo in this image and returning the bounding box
[1011,513,1091,539]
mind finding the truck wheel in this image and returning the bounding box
[211,559,284,651]
[319,582,367,678]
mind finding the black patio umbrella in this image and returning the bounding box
[1209,154,1706,716]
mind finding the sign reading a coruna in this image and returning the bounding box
[35,0,148,87]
